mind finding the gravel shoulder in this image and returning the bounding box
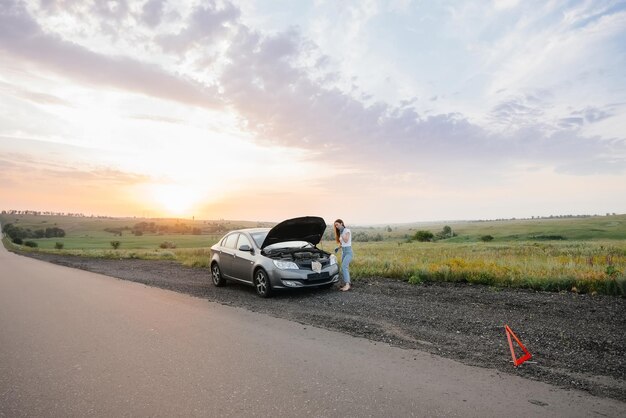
[17,251,626,402]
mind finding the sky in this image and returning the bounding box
[0,0,625,224]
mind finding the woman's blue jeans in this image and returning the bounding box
[341,246,353,284]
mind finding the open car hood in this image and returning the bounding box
[261,216,327,249]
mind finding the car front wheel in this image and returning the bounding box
[254,269,272,298]
[211,262,226,287]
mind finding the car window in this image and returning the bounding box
[224,233,239,249]
[237,234,252,250]
[250,231,268,247]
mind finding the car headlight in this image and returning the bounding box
[273,259,299,270]
[330,254,337,266]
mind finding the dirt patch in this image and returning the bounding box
[19,251,626,402]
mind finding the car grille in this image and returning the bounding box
[297,260,330,269]
[306,272,330,284]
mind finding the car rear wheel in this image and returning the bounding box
[254,269,272,298]
[211,262,226,287]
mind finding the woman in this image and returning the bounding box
[334,219,353,292]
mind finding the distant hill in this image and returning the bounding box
[2,212,624,242]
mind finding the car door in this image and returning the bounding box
[219,233,239,278]
[231,233,256,282]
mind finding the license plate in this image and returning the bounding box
[311,261,322,273]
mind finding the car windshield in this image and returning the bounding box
[249,231,314,250]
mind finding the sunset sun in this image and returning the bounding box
[149,184,200,216]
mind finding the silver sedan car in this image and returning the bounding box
[210,216,340,297]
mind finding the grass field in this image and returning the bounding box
[347,240,626,294]
[2,213,625,295]
[378,216,626,241]
[16,233,220,250]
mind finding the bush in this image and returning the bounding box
[158,251,176,259]
[2,224,65,240]
[4,224,27,240]
[105,227,127,236]
[44,227,65,238]
[12,237,23,245]
[55,242,64,250]
[413,230,434,242]
[605,264,621,278]
[530,235,566,240]
[353,232,384,242]
[480,235,494,242]
[110,241,121,249]
[408,271,428,284]
[159,241,177,249]
[24,241,38,248]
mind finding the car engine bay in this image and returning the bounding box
[263,247,332,269]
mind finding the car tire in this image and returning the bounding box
[211,262,226,287]
[254,269,272,298]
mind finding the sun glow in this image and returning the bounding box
[149,184,201,216]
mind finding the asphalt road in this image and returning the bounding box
[1,243,625,417]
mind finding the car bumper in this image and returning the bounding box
[268,264,340,289]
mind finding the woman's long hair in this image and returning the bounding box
[334,219,345,244]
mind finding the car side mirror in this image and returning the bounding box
[239,244,253,253]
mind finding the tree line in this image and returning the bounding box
[1,223,65,247]
[105,221,230,236]
[2,210,86,217]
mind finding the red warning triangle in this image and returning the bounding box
[505,325,532,367]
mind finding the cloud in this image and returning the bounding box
[0,151,148,186]
[0,143,151,216]
[0,81,71,106]
[558,117,584,129]
[129,114,184,124]
[92,0,129,22]
[3,0,625,181]
[0,156,19,172]
[489,95,545,128]
[0,136,129,173]
[39,0,85,14]
[0,137,150,188]
[141,0,165,27]
[556,105,616,130]
[484,3,626,96]
[0,0,220,109]
[556,157,626,176]
[156,1,240,52]
[492,0,520,11]
[574,106,615,124]
[565,1,626,30]
[216,13,626,175]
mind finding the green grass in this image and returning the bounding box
[0,214,249,250]
[346,240,626,295]
[3,213,625,295]
[26,233,220,250]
